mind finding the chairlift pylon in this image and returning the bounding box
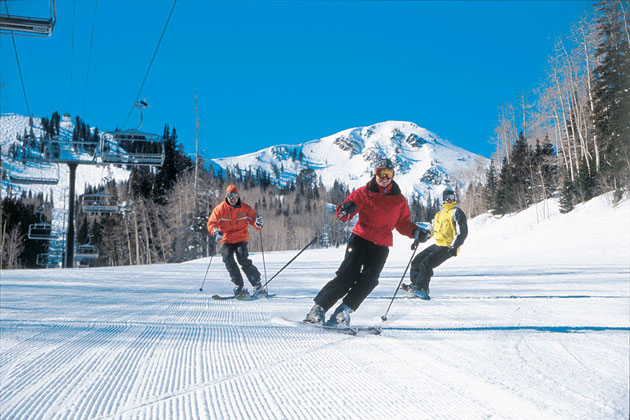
[0,0,56,37]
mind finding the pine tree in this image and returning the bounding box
[592,0,630,189]
[484,159,498,211]
[559,176,576,213]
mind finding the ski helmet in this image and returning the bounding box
[374,158,394,171]
[442,188,456,202]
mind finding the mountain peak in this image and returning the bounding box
[213,120,488,201]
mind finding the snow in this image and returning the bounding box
[212,120,489,201]
[1,192,628,419]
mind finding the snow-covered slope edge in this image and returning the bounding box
[390,192,630,267]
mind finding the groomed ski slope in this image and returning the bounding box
[1,193,629,419]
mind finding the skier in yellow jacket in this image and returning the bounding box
[402,187,468,300]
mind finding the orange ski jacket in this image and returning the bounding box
[207,198,259,244]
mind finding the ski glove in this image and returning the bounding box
[447,247,458,257]
[411,227,430,250]
[339,201,358,218]
[214,230,224,242]
[255,215,264,228]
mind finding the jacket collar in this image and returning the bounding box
[367,177,401,196]
[225,197,242,208]
[442,201,457,211]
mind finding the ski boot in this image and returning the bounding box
[325,303,352,327]
[304,304,325,324]
[253,283,267,297]
[409,285,430,300]
[233,285,250,300]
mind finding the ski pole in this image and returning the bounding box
[199,252,215,292]
[252,234,318,296]
[252,215,343,297]
[259,228,268,292]
[381,245,419,321]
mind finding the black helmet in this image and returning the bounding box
[442,188,456,202]
[374,158,394,170]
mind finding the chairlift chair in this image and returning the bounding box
[0,0,56,37]
[28,223,58,240]
[36,252,62,268]
[8,160,60,185]
[102,129,165,166]
[75,234,99,260]
[41,138,100,164]
[82,192,120,214]
[28,209,58,240]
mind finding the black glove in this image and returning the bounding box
[214,230,224,241]
[255,215,264,228]
[411,228,429,250]
[339,201,358,218]
[447,247,458,257]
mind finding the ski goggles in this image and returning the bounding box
[443,192,456,202]
[375,168,394,179]
[226,192,239,199]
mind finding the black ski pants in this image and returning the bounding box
[410,244,451,290]
[314,234,389,312]
[221,242,261,288]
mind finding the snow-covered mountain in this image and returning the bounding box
[212,120,489,201]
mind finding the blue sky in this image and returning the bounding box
[1,0,593,160]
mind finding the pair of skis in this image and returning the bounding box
[211,292,275,301]
[300,320,382,336]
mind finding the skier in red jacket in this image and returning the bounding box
[207,185,264,297]
[304,158,423,326]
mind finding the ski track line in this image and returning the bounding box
[70,324,167,420]
[92,326,359,419]
[371,330,573,419]
[1,322,129,419]
[514,332,627,419]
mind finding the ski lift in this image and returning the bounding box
[28,210,58,240]
[0,0,57,37]
[75,234,99,261]
[8,160,60,185]
[36,252,63,268]
[41,138,99,164]
[82,192,120,214]
[102,99,165,166]
[101,129,165,166]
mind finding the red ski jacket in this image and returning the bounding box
[207,198,259,244]
[337,178,416,246]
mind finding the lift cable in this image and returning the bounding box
[2,0,31,116]
[81,0,99,119]
[121,0,177,129]
[69,0,77,114]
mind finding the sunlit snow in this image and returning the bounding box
[1,193,628,419]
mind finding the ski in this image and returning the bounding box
[300,320,382,336]
[211,293,276,301]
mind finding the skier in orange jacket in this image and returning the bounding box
[207,185,264,296]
